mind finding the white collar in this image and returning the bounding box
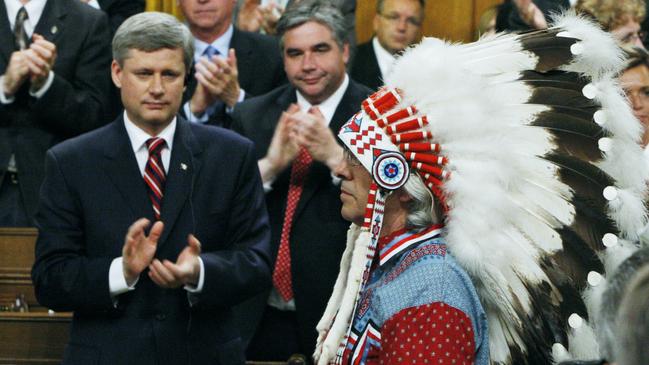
[123,111,176,154]
[296,74,350,125]
[193,24,234,62]
[5,0,47,36]
[372,36,397,79]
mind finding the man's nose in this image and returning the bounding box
[149,74,164,95]
[334,158,350,180]
[301,52,316,71]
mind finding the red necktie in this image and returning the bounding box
[273,146,313,301]
[143,138,166,221]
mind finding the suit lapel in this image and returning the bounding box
[34,0,65,45]
[102,119,152,221]
[0,1,14,64]
[158,117,202,244]
[230,29,254,92]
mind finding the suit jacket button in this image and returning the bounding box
[155,313,167,321]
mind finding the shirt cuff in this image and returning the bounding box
[109,257,138,297]
[29,71,54,99]
[330,172,341,186]
[184,256,205,293]
[0,76,16,104]
[263,177,275,193]
[225,88,246,114]
[183,101,210,124]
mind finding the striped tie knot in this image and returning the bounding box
[144,137,166,220]
[146,137,166,155]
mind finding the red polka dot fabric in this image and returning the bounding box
[378,302,475,365]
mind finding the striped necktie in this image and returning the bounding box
[14,7,29,50]
[144,138,166,220]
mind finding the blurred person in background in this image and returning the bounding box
[576,0,646,48]
[350,0,424,91]
[620,46,649,154]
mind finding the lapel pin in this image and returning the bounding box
[180,163,188,171]
[51,25,58,34]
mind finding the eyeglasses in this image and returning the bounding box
[621,30,647,45]
[378,12,422,27]
[343,150,363,167]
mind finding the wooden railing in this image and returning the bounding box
[0,228,72,365]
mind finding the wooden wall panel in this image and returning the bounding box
[356,0,503,44]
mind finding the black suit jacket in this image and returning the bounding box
[350,41,383,91]
[182,29,286,128]
[231,80,371,356]
[0,0,112,223]
[32,116,272,365]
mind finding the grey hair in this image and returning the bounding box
[614,264,649,365]
[112,12,194,72]
[276,0,348,51]
[376,0,426,14]
[402,173,440,229]
[596,247,649,361]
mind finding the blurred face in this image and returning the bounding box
[374,0,423,54]
[620,64,649,146]
[335,150,373,225]
[178,0,235,39]
[283,21,349,105]
[611,17,645,48]
[112,48,186,135]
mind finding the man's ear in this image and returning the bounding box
[397,188,413,203]
[342,43,350,65]
[111,60,122,89]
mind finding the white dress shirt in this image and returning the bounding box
[0,0,54,104]
[296,74,349,126]
[108,112,205,300]
[372,36,398,80]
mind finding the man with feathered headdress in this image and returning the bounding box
[313,11,649,365]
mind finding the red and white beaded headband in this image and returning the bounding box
[338,88,450,210]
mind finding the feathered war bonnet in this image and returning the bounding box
[314,12,649,365]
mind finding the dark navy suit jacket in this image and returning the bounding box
[32,116,272,365]
[231,80,371,356]
[0,0,113,223]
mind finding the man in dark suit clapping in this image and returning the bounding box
[32,12,272,364]
[0,0,113,226]
[178,0,286,128]
[232,1,371,361]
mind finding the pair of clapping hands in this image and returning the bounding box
[122,219,201,289]
[263,104,343,180]
[190,49,241,116]
[237,0,283,35]
[3,34,56,96]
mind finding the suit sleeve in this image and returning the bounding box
[193,141,272,308]
[31,150,115,313]
[30,11,113,136]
